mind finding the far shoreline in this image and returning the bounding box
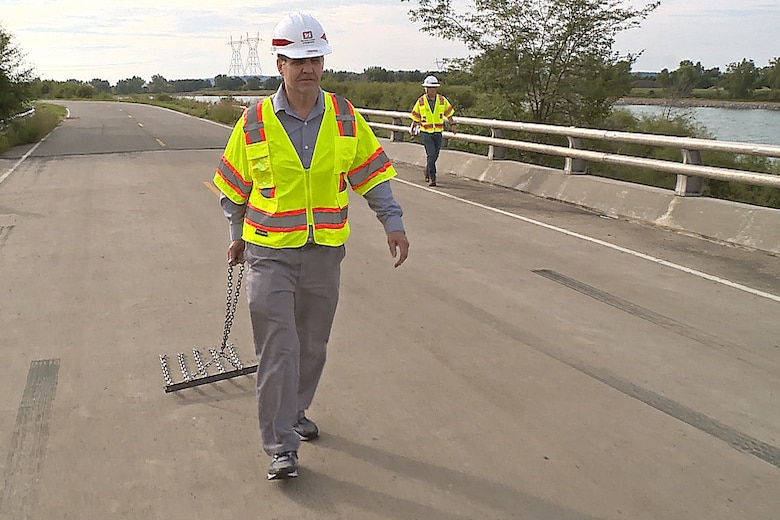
[616,97,780,111]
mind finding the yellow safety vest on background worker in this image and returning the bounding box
[213,92,396,249]
[410,94,455,133]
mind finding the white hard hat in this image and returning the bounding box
[270,11,332,58]
[423,75,440,87]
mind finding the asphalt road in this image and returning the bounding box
[1,100,779,520]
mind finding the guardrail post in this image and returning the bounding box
[390,117,406,142]
[676,149,705,196]
[565,135,587,174]
[488,127,507,160]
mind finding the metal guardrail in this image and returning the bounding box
[1,106,36,131]
[12,106,36,120]
[359,108,780,196]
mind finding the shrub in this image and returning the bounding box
[0,103,66,153]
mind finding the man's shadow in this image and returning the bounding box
[277,433,604,520]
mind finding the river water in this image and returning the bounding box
[621,105,780,147]
[184,95,780,148]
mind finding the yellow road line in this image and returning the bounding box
[203,181,220,197]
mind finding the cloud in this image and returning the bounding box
[615,0,780,71]
[3,0,467,82]
[3,0,776,82]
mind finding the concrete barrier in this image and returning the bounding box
[380,139,780,256]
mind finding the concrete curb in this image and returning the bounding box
[380,139,780,256]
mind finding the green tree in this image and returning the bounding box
[721,59,759,99]
[115,76,147,95]
[402,0,659,125]
[148,74,173,93]
[760,57,780,90]
[214,74,245,91]
[363,66,393,82]
[263,76,282,90]
[0,23,35,122]
[170,78,212,92]
[700,66,721,89]
[244,76,262,90]
[90,78,112,93]
[662,60,703,98]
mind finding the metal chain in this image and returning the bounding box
[159,263,246,385]
[221,262,244,351]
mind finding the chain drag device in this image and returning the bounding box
[160,263,257,393]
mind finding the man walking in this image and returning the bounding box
[213,11,409,480]
[409,75,457,186]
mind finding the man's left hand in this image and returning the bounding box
[387,230,409,268]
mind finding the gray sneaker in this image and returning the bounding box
[267,451,298,480]
[293,416,319,441]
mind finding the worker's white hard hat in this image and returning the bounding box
[422,75,440,87]
[270,11,332,58]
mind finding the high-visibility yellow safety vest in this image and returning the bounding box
[213,92,396,249]
[410,94,455,133]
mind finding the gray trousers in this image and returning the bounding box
[243,242,345,456]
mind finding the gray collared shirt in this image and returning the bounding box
[221,84,404,241]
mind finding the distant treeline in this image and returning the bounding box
[27,57,780,103]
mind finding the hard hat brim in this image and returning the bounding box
[422,75,440,87]
[272,45,332,59]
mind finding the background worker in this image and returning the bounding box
[409,75,457,187]
[213,11,410,481]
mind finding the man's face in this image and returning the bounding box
[277,55,324,96]
[424,86,438,97]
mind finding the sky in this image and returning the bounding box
[1,0,778,85]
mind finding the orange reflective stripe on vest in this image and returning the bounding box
[330,93,356,137]
[215,155,252,200]
[245,204,307,233]
[312,206,349,229]
[348,148,391,189]
[243,103,266,144]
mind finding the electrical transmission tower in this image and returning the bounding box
[244,32,263,76]
[227,35,244,76]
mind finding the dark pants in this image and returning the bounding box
[421,132,443,181]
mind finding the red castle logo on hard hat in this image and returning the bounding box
[302,31,313,39]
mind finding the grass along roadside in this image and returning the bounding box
[0,103,68,155]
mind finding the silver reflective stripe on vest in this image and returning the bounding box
[349,149,391,188]
[246,206,307,232]
[313,207,349,228]
[217,157,252,198]
[243,103,265,144]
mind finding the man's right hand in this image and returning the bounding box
[227,240,245,266]
[387,230,409,268]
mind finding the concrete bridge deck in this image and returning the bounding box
[1,100,778,520]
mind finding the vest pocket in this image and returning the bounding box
[245,142,273,187]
